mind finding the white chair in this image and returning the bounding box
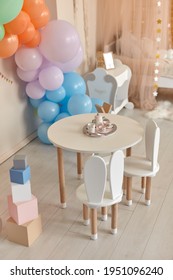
[84,67,118,111]
[84,63,134,114]
[124,119,160,206]
[76,150,124,240]
[107,64,134,113]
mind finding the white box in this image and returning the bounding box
[11,180,32,203]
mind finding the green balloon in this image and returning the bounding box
[0,24,5,41]
[0,0,24,24]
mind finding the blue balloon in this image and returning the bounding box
[46,86,66,103]
[68,94,92,115]
[59,100,69,113]
[54,112,70,122]
[38,100,60,122]
[59,95,69,106]
[29,96,46,108]
[37,122,52,145]
[91,97,104,113]
[62,72,86,99]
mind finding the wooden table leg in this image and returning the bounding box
[57,147,66,208]
[123,176,127,195]
[77,152,82,179]
[126,147,131,157]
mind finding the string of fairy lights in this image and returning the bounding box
[153,0,162,97]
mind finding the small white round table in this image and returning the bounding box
[48,113,144,208]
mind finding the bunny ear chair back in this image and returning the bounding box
[76,150,124,240]
[124,119,160,206]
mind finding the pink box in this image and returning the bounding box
[7,195,38,225]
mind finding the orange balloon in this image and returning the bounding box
[31,7,50,29]
[4,11,30,35]
[25,30,41,48]
[18,22,35,44]
[23,0,44,9]
[0,34,19,58]
[22,0,45,19]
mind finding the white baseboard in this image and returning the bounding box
[0,131,37,164]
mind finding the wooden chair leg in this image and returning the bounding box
[111,204,118,234]
[141,177,146,193]
[90,208,97,240]
[83,204,89,225]
[101,206,107,221]
[126,177,132,206]
[145,177,152,206]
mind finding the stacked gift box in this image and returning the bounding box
[6,155,42,247]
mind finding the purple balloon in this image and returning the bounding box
[15,47,43,71]
[39,66,64,90]
[39,20,81,64]
[39,57,52,70]
[17,67,39,82]
[54,46,83,73]
[26,80,45,99]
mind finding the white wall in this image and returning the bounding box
[0,0,58,164]
[0,59,37,163]
[56,0,75,24]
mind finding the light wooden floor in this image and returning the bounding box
[0,108,173,260]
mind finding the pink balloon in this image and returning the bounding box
[26,80,45,99]
[17,67,39,82]
[54,46,83,73]
[15,46,43,71]
[39,20,81,63]
[39,66,64,90]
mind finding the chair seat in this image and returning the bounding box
[76,181,123,208]
[124,156,160,177]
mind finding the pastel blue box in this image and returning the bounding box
[9,166,31,184]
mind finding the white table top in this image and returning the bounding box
[48,113,144,154]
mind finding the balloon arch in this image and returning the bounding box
[0,0,98,144]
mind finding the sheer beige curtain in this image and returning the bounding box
[73,0,97,73]
[96,0,171,110]
[171,0,173,46]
